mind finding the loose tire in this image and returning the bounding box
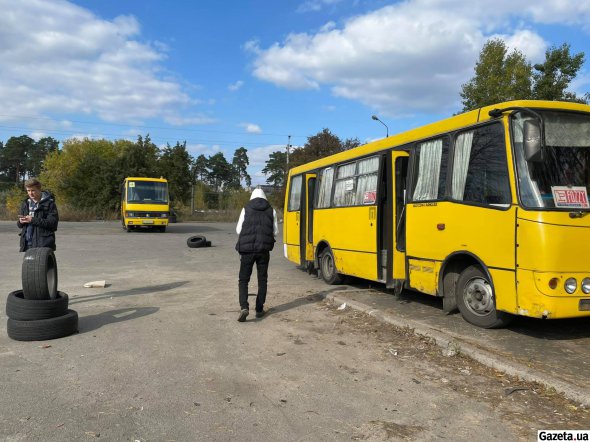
[187,235,206,248]
[7,309,78,341]
[6,290,69,321]
[456,265,512,328]
[21,247,58,300]
[319,247,343,285]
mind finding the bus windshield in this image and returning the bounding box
[512,110,590,209]
[127,181,168,204]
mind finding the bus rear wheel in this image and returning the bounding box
[319,248,343,285]
[456,265,512,329]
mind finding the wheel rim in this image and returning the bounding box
[321,253,334,279]
[462,277,494,317]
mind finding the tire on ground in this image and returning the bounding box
[187,235,206,248]
[6,290,69,321]
[7,309,78,341]
[21,247,58,300]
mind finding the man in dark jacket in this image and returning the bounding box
[17,178,59,252]
[235,188,278,322]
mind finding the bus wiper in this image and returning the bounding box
[569,211,589,218]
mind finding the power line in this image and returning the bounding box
[0,113,308,139]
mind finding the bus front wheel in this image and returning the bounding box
[319,248,343,285]
[456,265,512,329]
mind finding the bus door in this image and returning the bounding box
[285,174,303,264]
[383,151,409,290]
[300,173,316,269]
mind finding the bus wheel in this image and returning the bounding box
[319,248,343,285]
[456,265,512,329]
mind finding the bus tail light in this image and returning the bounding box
[564,278,577,294]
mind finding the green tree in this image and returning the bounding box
[262,150,287,187]
[533,43,586,102]
[231,147,251,188]
[206,152,232,191]
[460,39,532,111]
[0,135,36,184]
[342,137,361,151]
[40,138,120,212]
[159,141,193,204]
[28,136,59,178]
[192,154,208,183]
[119,134,159,178]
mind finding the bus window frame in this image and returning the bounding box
[287,174,304,212]
[446,121,512,211]
[407,134,451,204]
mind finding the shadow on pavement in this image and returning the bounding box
[78,306,159,333]
[270,286,350,315]
[69,281,190,305]
[165,224,225,234]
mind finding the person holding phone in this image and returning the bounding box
[17,178,59,252]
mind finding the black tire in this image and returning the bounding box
[456,265,513,329]
[159,226,166,233]
[187,235,206,248]
[21,247,58,300]
[319,247,343,285]
[7,309,78,341]
[6,290,69,321]
[205,240,211,247]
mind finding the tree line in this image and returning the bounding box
[0,39,586,217]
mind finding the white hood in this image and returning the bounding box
[250,188,267,200]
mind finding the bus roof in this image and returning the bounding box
[289,100,590,175]
[124,177,168,183]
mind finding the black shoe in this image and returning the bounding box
[255,310,265,318]
[238,309,249,322]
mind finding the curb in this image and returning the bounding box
[325,293,590,407]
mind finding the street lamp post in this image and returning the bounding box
[371,115,389,138]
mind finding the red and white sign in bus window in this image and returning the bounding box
[363,190,376,204]
[551,186,589,208]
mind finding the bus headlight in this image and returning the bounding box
[161,213,167,218]
[564,278,577,294]
[582,278,590,294]
[125,212,134,217]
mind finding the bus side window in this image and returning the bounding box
[452,124,511,207]
[289,175,303,211]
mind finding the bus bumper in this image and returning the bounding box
[126,218,168,227]
[517,269,590,319]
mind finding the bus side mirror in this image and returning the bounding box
[523,120,543,163]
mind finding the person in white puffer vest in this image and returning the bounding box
[235,188,278,322]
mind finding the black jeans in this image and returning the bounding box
[238,251,270,311]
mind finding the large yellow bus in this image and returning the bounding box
[121,177,170,232]
[284,100,590,328]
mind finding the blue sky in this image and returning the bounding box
[1,0,589,185]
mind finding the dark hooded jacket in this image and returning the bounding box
[17,191,59,252]
[235,197,275,253]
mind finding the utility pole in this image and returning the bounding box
[286,135,291,167]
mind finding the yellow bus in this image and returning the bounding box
[121,177,170,232]
[284,100,590,328]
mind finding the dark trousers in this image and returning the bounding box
[238,251,270,311]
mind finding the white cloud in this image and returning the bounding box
[250,0,590,116]
[0,0,204,126]
[297,0,343,13]
[228,80,244,92]
[239,123,262,134]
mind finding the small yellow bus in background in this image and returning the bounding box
[121,177,170,232]
[284,100,590,328]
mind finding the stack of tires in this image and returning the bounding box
[6,248,78,341]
